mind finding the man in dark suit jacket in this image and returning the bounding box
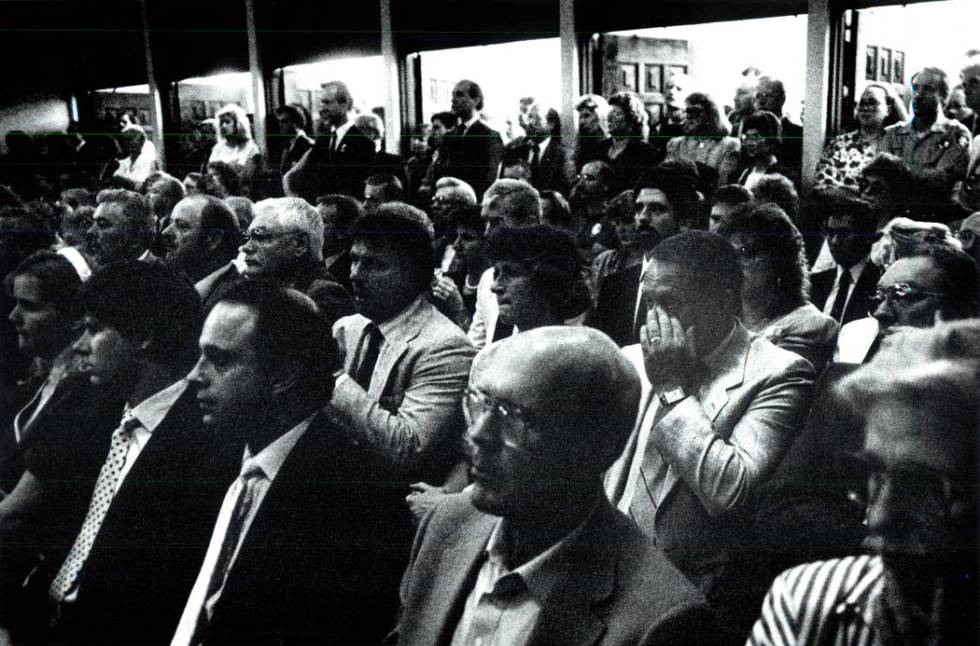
[755,76,803,173]
[592,162,699,346]
[170,280,412,646]
[283,80,376,201]
[499,100,571,194]
[391,327,714,645]
[440,80,503,198]
[12,262,241,645]
[808,193,881,327]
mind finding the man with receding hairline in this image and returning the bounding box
[392,326,714,646]
[439,80,503,198]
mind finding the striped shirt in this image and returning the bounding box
[747,555,886,646]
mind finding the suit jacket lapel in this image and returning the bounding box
[527,500,617,646]
[368,303,429,398]
[654,325,751,514]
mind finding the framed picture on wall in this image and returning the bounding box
[893,51,905,84]
[137,109,150,126]
[878,48,892,83]
[645,64,662,93]
[668,65,688,80]
[866,46,878,81]
[619,63,638,92]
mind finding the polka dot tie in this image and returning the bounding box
[48,409,141,602]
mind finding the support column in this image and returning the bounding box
[559,0,580,174]
[245,0,268,158]
[139,0,166,168]
[802,0,832,190]
[380,0,402,155]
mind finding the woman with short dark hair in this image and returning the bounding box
[717,203,838,372]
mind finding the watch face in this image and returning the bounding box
[661,387,686,404]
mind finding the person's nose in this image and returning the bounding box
[186,355,207,386]
[72,330,91,356]
[872,295,895,325]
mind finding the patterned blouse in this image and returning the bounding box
[814,130,881,190]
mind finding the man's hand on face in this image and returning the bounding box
[640,305,697,392]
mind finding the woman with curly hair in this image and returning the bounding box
[595,91,654,194]
[814,82,907,190]
[718,203,838,371]
[209,103,263,186]
[665,91,741,188]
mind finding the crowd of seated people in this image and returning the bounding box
[0,54,977,646]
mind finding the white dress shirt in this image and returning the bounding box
[116,379,188,495]
[170,413,315,646]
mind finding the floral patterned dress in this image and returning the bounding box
[814,130,880,190]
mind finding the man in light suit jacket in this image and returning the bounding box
[604,232,814,641]
[332,202,476,484]
[391,327,715,646]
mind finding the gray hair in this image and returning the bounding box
[253,197,324,262]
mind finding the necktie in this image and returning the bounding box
[352,324,384,391]
[49,410,141,602]
[829,268,853,323]
[529,142,540,166]
[186,467,264,645]
[327,130,337,152]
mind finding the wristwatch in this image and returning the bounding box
[658,385,687,406]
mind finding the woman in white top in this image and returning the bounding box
[209,103,262,184]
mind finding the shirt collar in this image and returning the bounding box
[485,501,599,602]
[241,412,316,482]
[533,136,551,151]
[840,256,869,283]
[834,555,887,628]
[128,379,188,434]
[464,114,480,131]
[377,294,426,339]
[334,119,355,143]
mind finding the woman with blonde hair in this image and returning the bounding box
[209,103,262,184]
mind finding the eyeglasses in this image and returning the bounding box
[462,387,543,451]
[844,451,961,518]
[866,282,945,314]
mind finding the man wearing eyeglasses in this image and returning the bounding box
[195,197,352,324]
[955,211,980,265]
[834,244,979,364]
[391,326,716,646]
[748,340,979,645]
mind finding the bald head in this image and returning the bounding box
[474,327,640,469]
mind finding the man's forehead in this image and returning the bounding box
[637,188,669,204]
[203,302,258,347]
[248,210,280,232]
[880,256,941,287]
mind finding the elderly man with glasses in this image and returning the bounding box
[834,244,979,364]
[390,326,715,646]
[195,197,352,323]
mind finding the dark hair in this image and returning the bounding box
[717,203,810,313]
[79,261,203,369]
[607,92,646,137]
[742,110,782,140]
[757,76,787,110]
[205,161,242,198]
[450,204,484,232]
[431,111,459,130]
[861,152,913,188]
[685,92,730,137]
[650,230,743,316]
[752,174,799,223]
[539,190,573,230]
[275,104,311,131]
[819,188,878,232]
[216,279,338,402]
[316,194,365,232]
[364,174,405,202]
[713,184,753,208]
[193,195,241,260]
[4,250,82,321]
[349,203,435,295]
[912,67,951,100]
[485,225,585,319]
[604,189,636,224]
[0,207,55,264]
[905,245,979,318]
[634,161,701,228]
